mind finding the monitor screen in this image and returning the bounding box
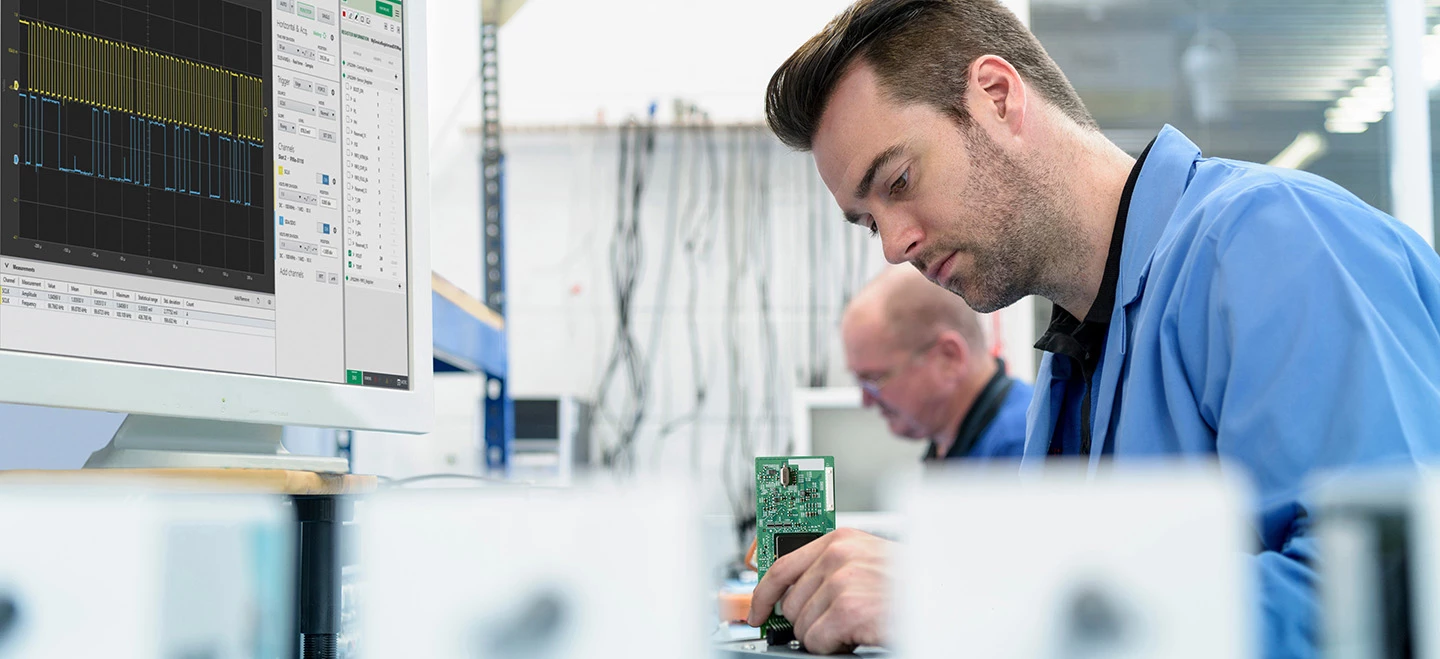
[0,0,410,391]
[808,405,925,512]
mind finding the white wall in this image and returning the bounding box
[497,0,859,126]
[425,0,486,299]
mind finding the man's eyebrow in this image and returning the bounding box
[854,144,907,200]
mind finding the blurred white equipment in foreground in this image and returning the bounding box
[893,465,1256,659]
[0,487,292,658]
[360,482,705,658]
[1313,470,1440,659]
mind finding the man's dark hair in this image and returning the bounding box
[765,0,1097,151]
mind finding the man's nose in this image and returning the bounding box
[878,213,923,265]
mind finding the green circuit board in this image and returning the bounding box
[755,456,836,643]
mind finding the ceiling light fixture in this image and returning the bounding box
[1267,131,1328,170]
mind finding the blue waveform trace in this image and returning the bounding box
[16,92,262,207]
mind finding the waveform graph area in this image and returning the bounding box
[0,0,273,294]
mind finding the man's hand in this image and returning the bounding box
[746,528,891,654]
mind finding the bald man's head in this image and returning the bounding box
[841,266,995,442]
[843,266,988,356]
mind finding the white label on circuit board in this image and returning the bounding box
[825,466,835,511]
[789,458,824,472]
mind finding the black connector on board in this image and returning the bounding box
[764,618,796,647]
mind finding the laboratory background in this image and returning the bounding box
[0,0,1436,657]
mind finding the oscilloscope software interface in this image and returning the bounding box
[0,0,411,389]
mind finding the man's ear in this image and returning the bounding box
[968,55,1029,138]
[935,330,971,375]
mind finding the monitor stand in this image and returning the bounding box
[83,415,350,473]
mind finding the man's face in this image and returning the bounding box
[811,64,1064,313]
[842,315,954,440]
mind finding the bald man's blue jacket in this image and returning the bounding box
[968,376,1032,460]
[1022,126,1440,658]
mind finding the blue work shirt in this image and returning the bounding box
[925,364,1033,461]
[1023,126,1440,658]
[971,376,1032,460]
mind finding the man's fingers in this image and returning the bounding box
[779,551,832,622]
[802,589,887,655]
[746,532,839,626]
[790,567,843,642]
[798,608,856,656]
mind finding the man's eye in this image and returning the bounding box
[889,170,910,195]
[868,221,879,238]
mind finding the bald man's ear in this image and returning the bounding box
[935,330,971,371]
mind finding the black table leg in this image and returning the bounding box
[295,495,350,659]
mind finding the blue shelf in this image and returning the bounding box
[430,275,507,377]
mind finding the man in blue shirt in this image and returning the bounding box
[841,266,1030,461]
[746,0,1440,656]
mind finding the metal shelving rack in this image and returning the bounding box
[431,0,527,473]
[478,7,510,473]
[430,0,527,473]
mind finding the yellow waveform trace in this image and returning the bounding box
[20,20,263,143]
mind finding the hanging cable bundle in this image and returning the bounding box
[594,113,658,473]
[654,111,718,473]
[721,125,751,523]
[750,131,784,459]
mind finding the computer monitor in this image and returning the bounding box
[0,0,433,471]
[792,387,926,512]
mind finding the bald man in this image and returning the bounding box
[841,267,1032,461]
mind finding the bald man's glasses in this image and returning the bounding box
[857,338,939,399]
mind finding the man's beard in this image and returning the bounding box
[937,126,1074,313]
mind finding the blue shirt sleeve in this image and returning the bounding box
[1174,175,1440,657]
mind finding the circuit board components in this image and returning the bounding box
[754,456,836,646]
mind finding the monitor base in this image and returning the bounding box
[84,415,350,473]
